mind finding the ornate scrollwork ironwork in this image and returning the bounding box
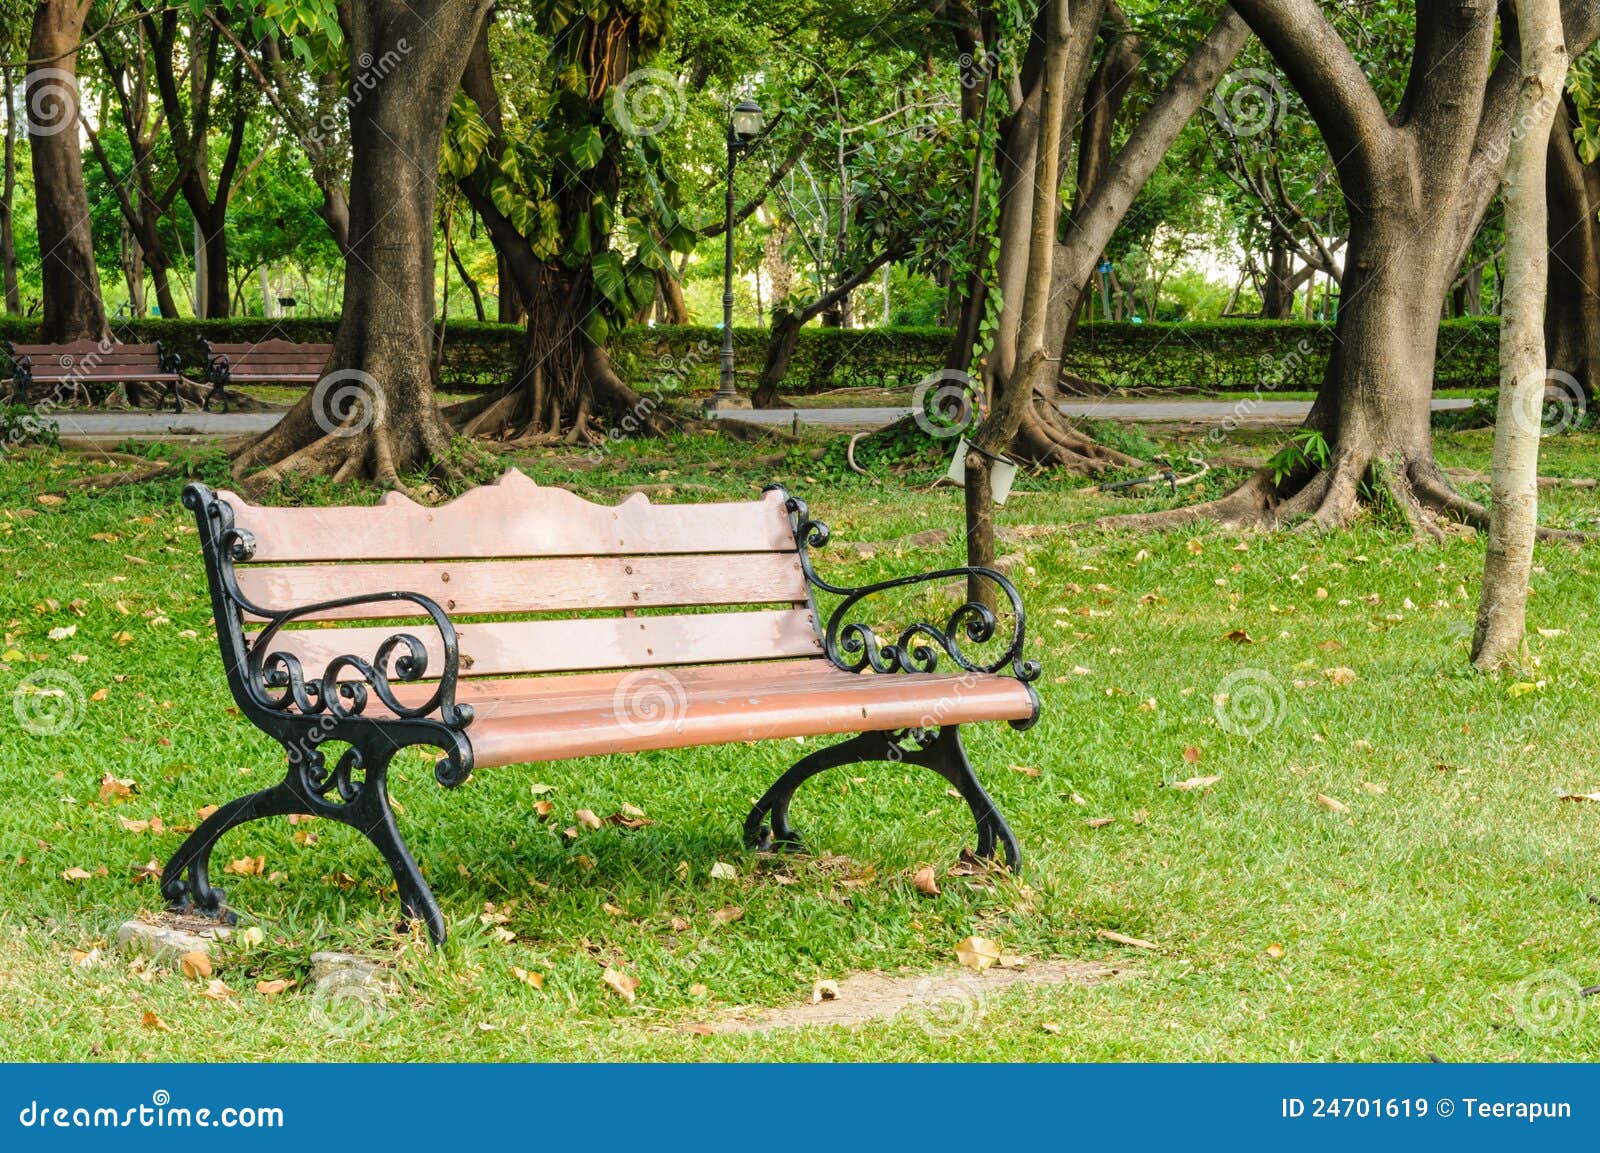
[765,483,1041,687]
[182,483,475,735]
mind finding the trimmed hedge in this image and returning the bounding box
[0,315,1500,394]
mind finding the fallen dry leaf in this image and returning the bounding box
[811,979,840,1004]
[1315,793,1349,813]
[98,774,136,802]
[955,935,1003,972]
[709,861,738,881]
[1265,943,1286,959]
[1323,666,1358,686]
[223,855,265,877]
[912,865,941,897]
[1086,817,1116,829]
[201,979,233,1001]
[1007,763,1041,778]
[1557,791,1600,803]
[1182,746,1202,764]
[140,1011,169,1031]
[60,866,93,881]
[574,809,602,830]
[1097,928,1159,951]
[256,978,293,996]
[1170,775,1221,792]
[713,905,744,924]
[511,966,545,990]
[602,966,640,1003]
[1221,629,1255,644]
[180,951,212,980]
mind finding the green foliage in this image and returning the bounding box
[1268,428,1331,485]
[0,404,59,451]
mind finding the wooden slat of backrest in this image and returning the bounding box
[207,341,333,357]
[222,469,796,561]
[235,553,808,619]
[247,609,821,678]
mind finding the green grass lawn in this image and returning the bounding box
[1,424,1598,1062]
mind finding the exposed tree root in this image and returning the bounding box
[1010,397,1142,474]
[1098,449,1591,543]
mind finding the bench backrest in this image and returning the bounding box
[212,469,819,681]
[8,340,177,380]
[203,340,332,379]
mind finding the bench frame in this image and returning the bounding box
[196,339,333,413]
[5,339,185,411]
[162,482,1039,943]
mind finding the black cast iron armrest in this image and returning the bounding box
[765,484,1041,686]
[244,590,474,730]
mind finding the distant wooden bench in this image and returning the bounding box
[163,470,1041,943]
[4,339,184,411]
[196,339,332,412]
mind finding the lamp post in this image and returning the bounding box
[707,99,764,411]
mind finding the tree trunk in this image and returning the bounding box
[1472,0,1566,668]
[1545,95,1600,401]
[1262,232,1294,318]
[1,64,20,314]
[1103,0,1600,537]
[234,0,491,488]
[28,0,109,343]
[752,309,804,408]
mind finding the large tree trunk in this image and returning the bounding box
[234,0,490,488]
[1261,232,1294,318]
[28,0,108,343]
[1103,0,1600,538]
[1545,95,1600,401]
[1473,0,1566,668]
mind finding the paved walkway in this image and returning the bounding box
[52,396,1474,445]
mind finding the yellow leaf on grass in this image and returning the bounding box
[955,936,1002,971]
[1508,680,1545,698]
[202,979,233,1001]
[98,774,136,802]
[1315,793,1349,813]
[140,1010,169,1030]
[574,809,602,830]
[1170,775,1220,792]
[602,967,640,1003]
[223,856,265,877]
[511,966,545,990]
[1265,943,1286,959]
[1323,667,1357,686]
[180,951,213,980]
[60,866,92,881]
[709,861,738,881]
[256,979,293,996]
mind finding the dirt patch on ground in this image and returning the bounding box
[696,958,1120,1034]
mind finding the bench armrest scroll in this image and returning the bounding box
[249,590,474,731]
[766,484,1040,688]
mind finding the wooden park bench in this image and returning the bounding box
[196,339,332,412]
[5,339,185,411]
[163,470,1042,943]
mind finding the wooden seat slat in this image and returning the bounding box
[235,553,808,619]
[247,608,822,679]
[454,661,1035,766]
[219,472,796,561]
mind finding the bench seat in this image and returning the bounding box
[385,661,1037,765]
[163,470,1042,943]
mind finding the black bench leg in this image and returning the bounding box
[161,743,447,944]
[743,726,1020,869]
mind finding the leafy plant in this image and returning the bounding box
[1267,428,1331,485]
